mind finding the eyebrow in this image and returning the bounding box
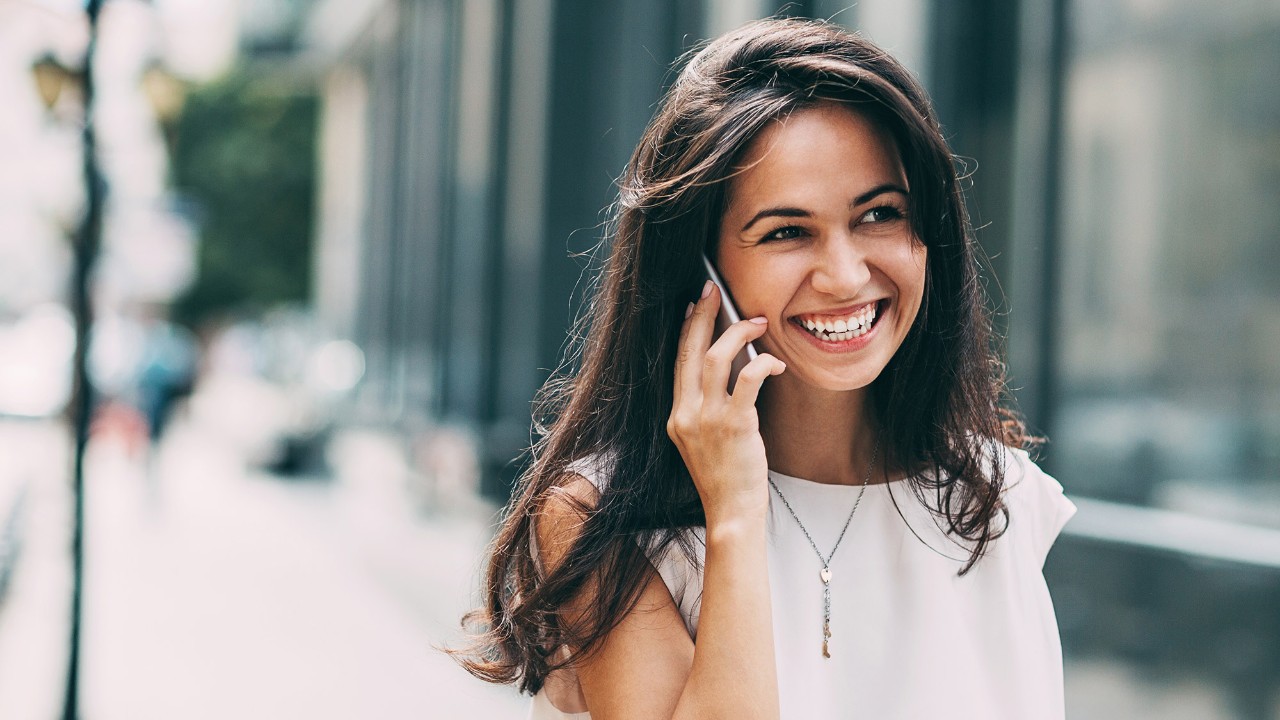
[738,183,910,234]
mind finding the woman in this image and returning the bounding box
[455,17,1076,719]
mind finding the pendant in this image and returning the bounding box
[820,567,832,658]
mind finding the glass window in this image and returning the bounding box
[1057,0,1280,516]
[1052,3,1280,718]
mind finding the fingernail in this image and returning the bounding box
[701,280,713,298]
[749,316,767,324]
[684,302,694,319]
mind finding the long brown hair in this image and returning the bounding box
[453,17,1028,694]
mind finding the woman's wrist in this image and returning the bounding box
[704,504,768,543]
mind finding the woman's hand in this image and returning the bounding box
[569,281,784,719]
[667,281,787,527]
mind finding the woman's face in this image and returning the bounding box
[716,102,927,393]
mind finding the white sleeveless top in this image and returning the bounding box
[529,446,1076,719]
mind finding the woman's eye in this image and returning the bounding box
[858,205,905,224]
[763,225,806,242]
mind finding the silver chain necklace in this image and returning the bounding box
[767,441,880,659]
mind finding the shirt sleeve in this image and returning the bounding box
[1006,448,1077,568]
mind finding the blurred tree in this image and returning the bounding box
[170,68,318,329]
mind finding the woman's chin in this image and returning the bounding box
[769,361,883,395]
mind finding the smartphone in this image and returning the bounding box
[701,254,759,392]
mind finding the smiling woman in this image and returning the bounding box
[453,18,1076,720]
[716,103,926,394]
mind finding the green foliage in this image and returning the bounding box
[170,67,318,329]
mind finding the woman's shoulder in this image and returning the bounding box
[563,453,616,491]
[531,454,615,576]
[536,453,616,526]
[995,444,1077,567]
[537,452,703,638]
[995,444,1063,505]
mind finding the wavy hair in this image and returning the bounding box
[453,17,1029,694]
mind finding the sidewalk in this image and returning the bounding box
[0,413,527,719]
[2,413,1274,719]
[0,418,73,720]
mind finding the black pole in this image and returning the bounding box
[63,1,105,718]
[1032,0,1068,452]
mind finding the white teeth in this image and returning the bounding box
[797,303,880,342]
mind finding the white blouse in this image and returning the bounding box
[530,446,1077,719]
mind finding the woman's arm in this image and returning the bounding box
[669,510,775,719]
[663,283,785,719]
[537,478,775,720]
[541,284,785,719]
[536,478,693,717]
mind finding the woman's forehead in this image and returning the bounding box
[722,103,909,217]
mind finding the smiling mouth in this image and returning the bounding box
[792,300,886,342]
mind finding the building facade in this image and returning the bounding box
[303,1,1280,715]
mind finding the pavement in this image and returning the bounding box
[0,417,72,720]
[0,403,1273,719]
[0,410,527,719]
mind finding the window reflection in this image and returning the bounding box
[1052,2,1280,718]
[1058,0,1280,515]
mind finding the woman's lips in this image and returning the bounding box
[788,299,886,352]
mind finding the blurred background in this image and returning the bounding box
[0,0,1276,718]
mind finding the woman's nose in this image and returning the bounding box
[809,236,871,298]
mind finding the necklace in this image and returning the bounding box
[767,441,880,659]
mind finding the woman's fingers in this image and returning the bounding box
[701,316,770,402]
[673,281,718,406]
[729,353,787,408]
[668,284,778,519]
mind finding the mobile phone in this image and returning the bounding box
[701,254,759,392]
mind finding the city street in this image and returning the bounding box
[0,411,526,719]
[0,407,1269,720]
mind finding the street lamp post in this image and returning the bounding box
[63,1,105,718]
[31,2,181,716]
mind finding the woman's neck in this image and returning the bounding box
[757,377,885,486]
